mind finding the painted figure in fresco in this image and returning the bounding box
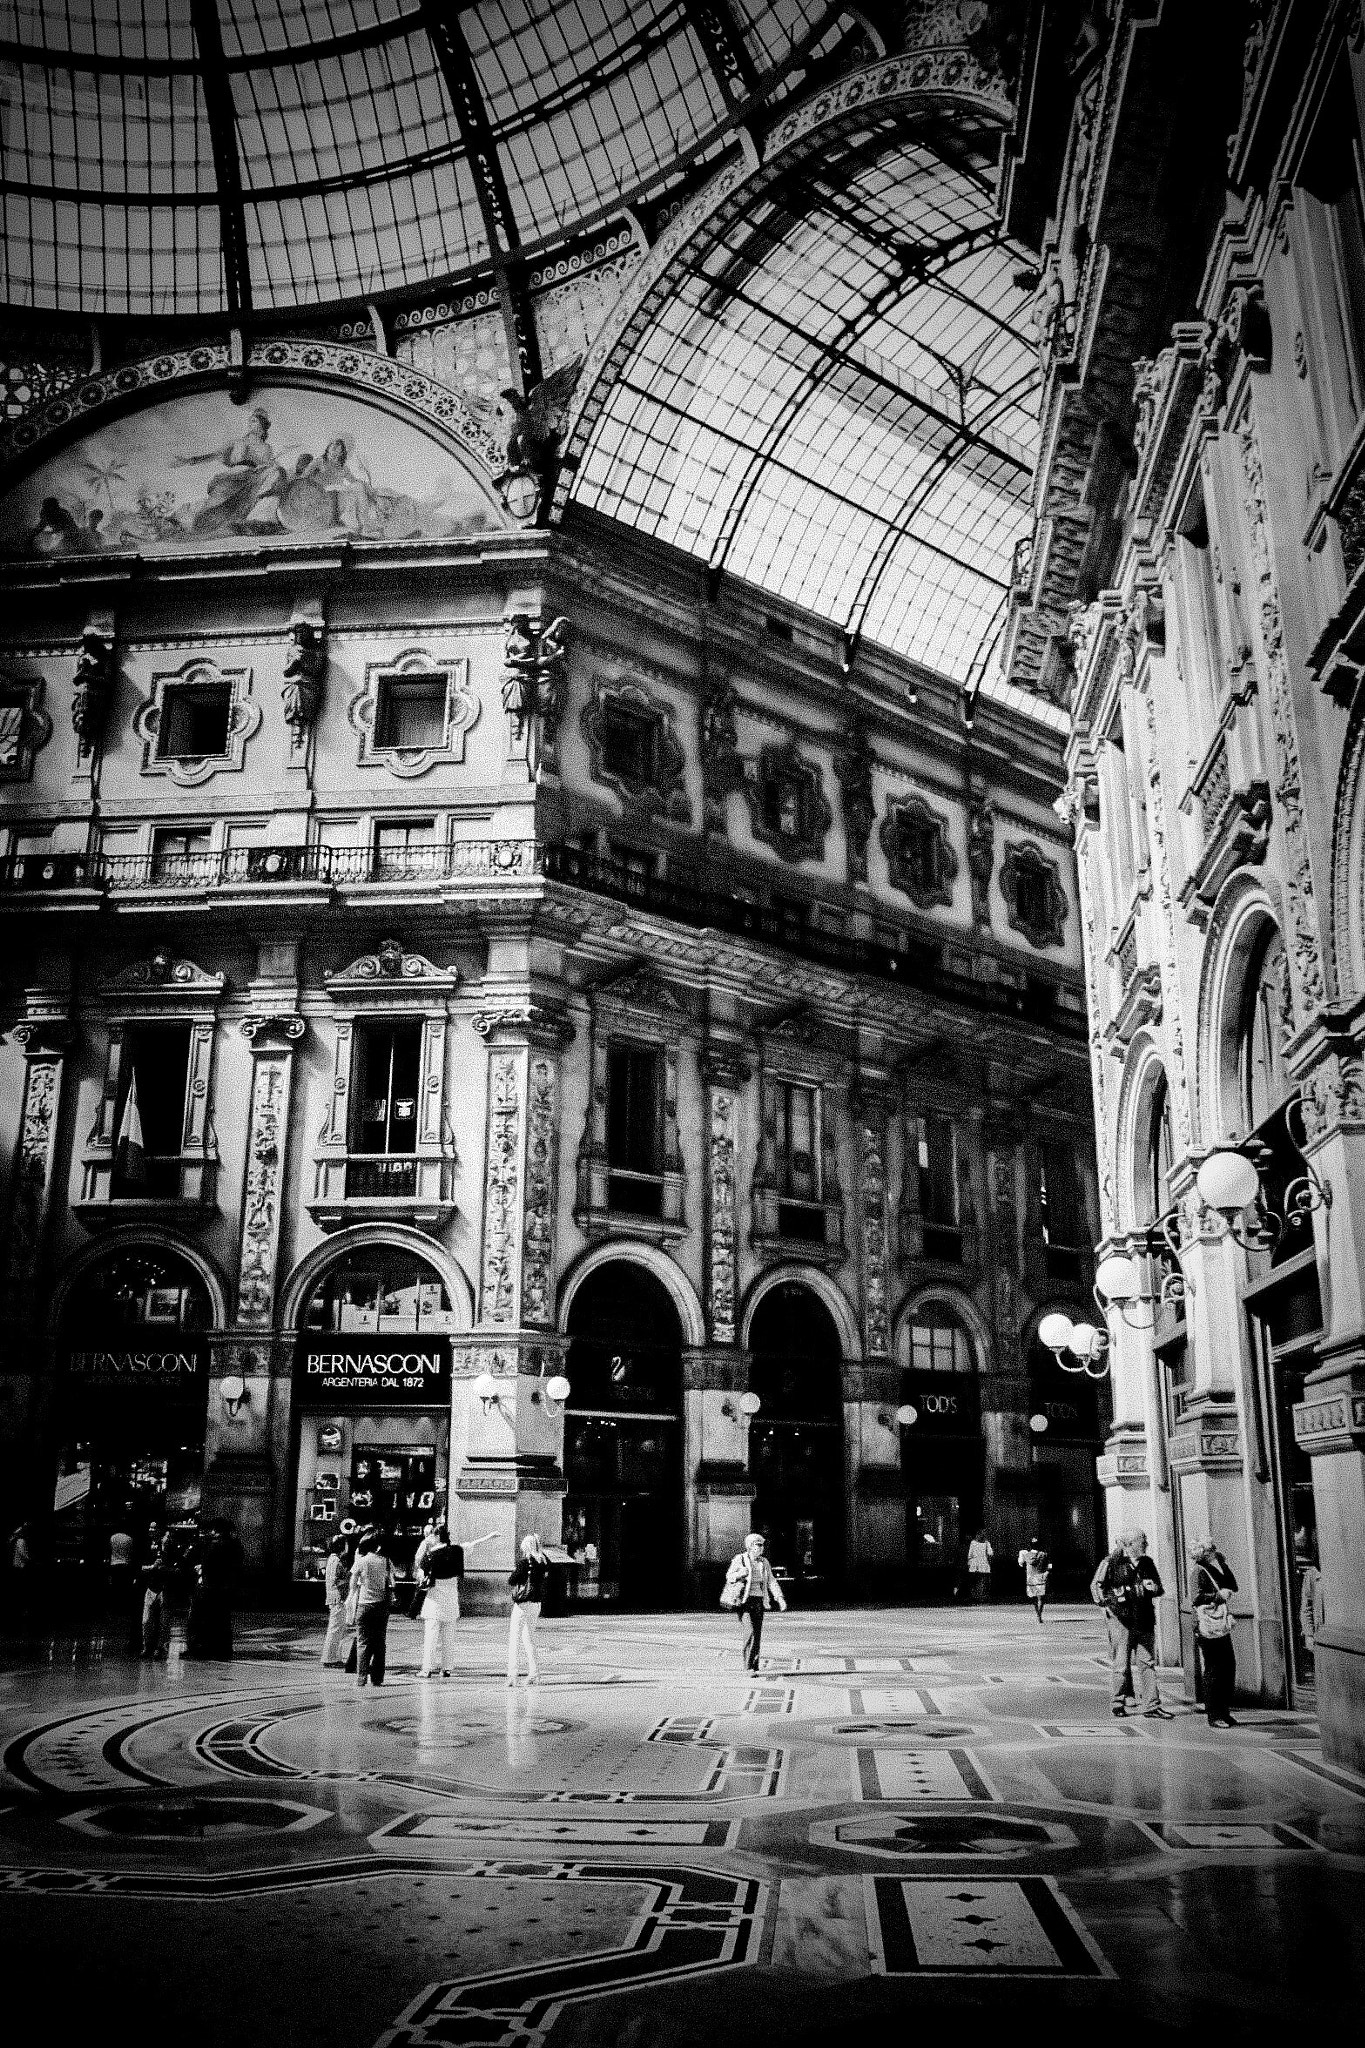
[178,408,293,535]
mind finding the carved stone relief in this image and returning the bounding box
[706,1079,739,1345]
[503,613,569,770]
[967,801,995,925]
[237,1050,294,1328]
[1237,406,1327,1022]
[521,1055,557,1328]
[858,1111,892,1360]
[71,618,116,750]
[349,647,478,777]
[1071,816,1117,1232]
[281,612,326,742]
[700,674,743,835]
[2,1043,67,1326]
[480,1049,523,1327]
[833,715,875,884]
[1134,670,1194,1149]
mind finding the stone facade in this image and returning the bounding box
[0,361,1099,1611]
[1005,3,1365,1765]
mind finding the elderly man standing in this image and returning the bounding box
[1091,1529,1172,1720]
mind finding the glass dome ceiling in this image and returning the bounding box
[0,0,836,313]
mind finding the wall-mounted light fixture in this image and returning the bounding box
[531,1374,573,1416]
[721,1392,762,1422]
[471,1371,503,1414]
[1039,1311,1109,1378]
[219,1374,250,1420]
[894,1402,918,1428]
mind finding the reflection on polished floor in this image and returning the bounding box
[1,1605,1362,2046]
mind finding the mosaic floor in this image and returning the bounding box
[2,1605,1362,2045]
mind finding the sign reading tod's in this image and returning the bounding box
[295,1336,452,1404]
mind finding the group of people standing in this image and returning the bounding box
[321,1523,546,1689]
[1091,1527,1240,1727]
[109,1519,240,1661]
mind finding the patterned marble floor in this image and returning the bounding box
[1,1604,1362,2046]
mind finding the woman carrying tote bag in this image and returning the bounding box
[1190,1536,1238,1727]
[722,1533,786,1672]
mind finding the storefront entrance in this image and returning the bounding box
[748,1283,845,1595]
[53,1247,213,1583]
[563,1262,683,1607]
[292,1245,455,1584]
[897,1311,983,1599]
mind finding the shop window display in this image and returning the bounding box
[293,1245,455,1583]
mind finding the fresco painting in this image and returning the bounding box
[0,385,502,554]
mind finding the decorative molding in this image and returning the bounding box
[239,1013,306,1048]
[521,1053,558,1329]
[967,800,995,925]
[857,1110,891,1360]
[1237,405,1326,1021]
[699,674,743,835]
[132,655,258,786]
[880,791,958,910]
[2,1045,67,1328]
[70,616,116,750]
[1073,828,1116,1231]
[480,1048,523,1327]
[833,714,875,884]
[999,839,1068,950]
[326,939,459,999]
[348,647,478,776]
[280,610,326,743]
[1135,675,1193,1147]
[107,950,226,998]
[705,1078,739,1345]
[236,1050,294,1328]
[742,738,832,864]
[592,962,688,1020]
[580,675,690,822]
[0,670,53,783]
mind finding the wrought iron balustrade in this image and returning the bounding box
[0,839,541,893]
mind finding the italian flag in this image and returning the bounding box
[116,1068,147,1184]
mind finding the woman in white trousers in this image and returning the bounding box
[413,1528,495,1677]
[507,1533,550,1686]
[320,1536,351,1668]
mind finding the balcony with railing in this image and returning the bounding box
[0,838,541,901]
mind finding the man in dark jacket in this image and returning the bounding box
[1090,1529,1172,1719]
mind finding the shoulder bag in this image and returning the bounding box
[719,1559,749,1611]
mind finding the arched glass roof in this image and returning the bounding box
[0,0,837,314]
[560,85,1045,696]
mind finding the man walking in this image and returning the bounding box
[1091,1529,1171,1719]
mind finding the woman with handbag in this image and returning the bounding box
[507,1533,550,1687]
[1190,1536,1238,1727]
[722,1532,787,1672]
[321,1535,351,1668]
[350,1529,393,1688]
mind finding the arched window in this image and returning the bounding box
[60,1247,212,1338]
[1146,1072,1174,1225]
[300,1245,455,1335]
[1240,925,1289,1134]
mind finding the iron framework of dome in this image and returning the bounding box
[0,2,1054,713]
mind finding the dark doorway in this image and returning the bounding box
[747,1283,845,1594]
[564,1262,683,1608]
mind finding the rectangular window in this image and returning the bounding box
[1299,59,1365,430]
[373,819,438,875]
[908,1323,972,1374]
[112,1024,191,1198]
[1040,1137,1085,1280]
[374,674,447,750]
[348,1022,421,1197]
[774,1080,825,1240]
[599,703,659,786]
[916,1113,962,1263]
[607,1042,664,1215]
[151,827,212,881]
[159,685,231,759]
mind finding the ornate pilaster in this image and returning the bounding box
[2,1015,73,1336]
[1062,777,1117,1232]
[702,1050,748,1346]
[1237,402,1327,1025]
[854,1084,892,1361]
[236,1014,306,1328]
[984,1117,1021,1369]
[1133,655,1194,1149]
[473,1001,573,1331]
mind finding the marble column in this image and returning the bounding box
[692,1050,755,1594]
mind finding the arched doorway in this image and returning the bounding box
[291,1241,458,1584]
[563,1261,683,1607]
[896,1306,982,1597]
[55,1243,216,1570]
[747,1282,845,1593]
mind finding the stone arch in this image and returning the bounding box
[892,1283,993,1372]
[277,1225,475,1334]
[739,1263,861,1360]
[1330,685,1365,999]
[1114,1029,1170,1232]
[1195,870,1284,1143]
[49,1225,230,1333]
[557,1241,705,1350]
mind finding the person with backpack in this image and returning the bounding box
[1189,1536,1238,1727]
[721,1532,787,1672]
[507,1533,550,1687]
[1090,1528,1172,1719]
[1018,1536,1052,1623]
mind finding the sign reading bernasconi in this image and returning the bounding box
[294,1336,452,1404]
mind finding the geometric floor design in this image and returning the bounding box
[2,1604,1363,2045]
